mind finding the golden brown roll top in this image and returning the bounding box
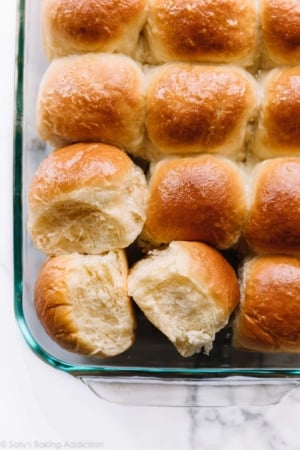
[128,241,240,357]
[28,143,148,256]
[233,256,300,353]
[42,0,148,60]
[261,0,300,66]
[145,64,258,161]
[36,53,145,152]
[144,0,258,67]
[243,157,300,256]
[141,155,247,250]
[35,252,136,357]
[254,67,300,159]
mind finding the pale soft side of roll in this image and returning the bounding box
[233,255,300,353]
[140,155,248,250]
[253,67,300,160]
[36,53,145,153]
[42,0,148,60]
[243,157,300,256]
[261,0,300,67]
[28,143,149,256]
[128,241,240,357]
[144,0,259,67]
[35,251,136,358]
[144,63,258,161]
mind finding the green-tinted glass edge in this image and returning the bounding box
[12,0,300,380]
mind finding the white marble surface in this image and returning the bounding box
[1,2,300,449]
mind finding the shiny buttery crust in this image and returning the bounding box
[233,256,300,352]
[36,53,145,152]
[141,155,247,250]
[254,67,300,159]
[28,143,148,255]
[243,158,300,256]
[35,252,136,357]
[42,0,148,60]
[145,64,258,160]
[261,0,300,66]
[145,0,258,66]
[128,241,240,357]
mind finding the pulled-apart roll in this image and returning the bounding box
[145,64,258,160]
[140,155,247,250]
[233,256,300,353]
[28,143,148,256]
[243,157,300,256]
[128,241,240,357]
[41,0,148,60]
[254,67,300,159]
[144,0,258,67]
[35,251,136,357]
[36,53,145,152]
[261,0,300,66]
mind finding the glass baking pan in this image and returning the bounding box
[13,0,300,406]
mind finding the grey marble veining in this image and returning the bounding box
[187,387,300,450]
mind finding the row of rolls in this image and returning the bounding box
[29,143,300,257]
[42,0,300,68]
[37,54,300,162]
[29,0,300,360]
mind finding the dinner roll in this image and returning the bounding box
[254,67,300,159]
[145,64,258,161]
[233,256,300,353]
[243,157,300,256]
[140,155,247,250]
[35,252,136,357]
[42,0,147,60]
[144,0,258,67]
[28,143,148,256]
[128,241,240,357]
[261,0,300,66]
[36,53,145,152]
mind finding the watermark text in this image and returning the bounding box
[0,441,104,450]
